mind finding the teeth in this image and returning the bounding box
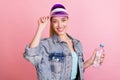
[57,28,63,32]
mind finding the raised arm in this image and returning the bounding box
[30,16,49,48]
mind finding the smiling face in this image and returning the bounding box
[51,16,68,36]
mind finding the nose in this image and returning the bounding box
[58,21,62,28]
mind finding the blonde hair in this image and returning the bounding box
[49,20,54,37]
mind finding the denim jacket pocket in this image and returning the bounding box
[49,53,65,73]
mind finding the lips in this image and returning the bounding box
[57,27,64,32]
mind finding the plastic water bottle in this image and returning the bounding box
[93,43,104,67]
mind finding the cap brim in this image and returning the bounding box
[50,11,68,17]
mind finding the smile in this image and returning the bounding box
[57,28,64,32]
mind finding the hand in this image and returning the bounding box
[89,48,105,65]
[100,53,105,65]
[89,48,97,65]
[38,16,49,31]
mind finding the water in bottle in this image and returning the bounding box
[93,43,104,67]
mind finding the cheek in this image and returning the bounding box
[64,23,67,26]
[52,23,58,29]
[63,21,68,26]
[63,23,67,28]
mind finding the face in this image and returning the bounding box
[51,16,68,36]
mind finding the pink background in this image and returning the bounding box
[0,0,120,80]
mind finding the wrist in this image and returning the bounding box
[38,26,44,33]
[88,58,94,66]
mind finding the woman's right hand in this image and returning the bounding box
[38,16,49,31]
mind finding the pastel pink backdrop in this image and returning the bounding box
[0,0,120,80]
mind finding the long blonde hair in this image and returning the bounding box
[49,18,54,37]
[49,23,54,37]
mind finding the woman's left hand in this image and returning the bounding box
[100,53,105,65]
[84,48,105,70]
[89,48,105,65]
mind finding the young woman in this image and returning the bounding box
[24,3,105,80]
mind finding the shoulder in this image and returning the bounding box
[72,37,83,49]
[40,37,52,44]
[39,37,54,53]
[67,33,82,44]
[40,37,54,47]
[72,37,82,45]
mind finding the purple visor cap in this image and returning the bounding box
[50,4,68,17]
[50,11,68,17]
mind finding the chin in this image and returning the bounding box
[57,32,66,36]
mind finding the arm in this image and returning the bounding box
[30,16,49,48]
[84,49,96,70]
[23,16,49,66]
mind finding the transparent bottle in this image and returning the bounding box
[93,43,104,67]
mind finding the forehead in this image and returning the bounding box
[52,16,68,20]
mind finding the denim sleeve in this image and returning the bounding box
[23,43,44,66]
[78,41,84,62]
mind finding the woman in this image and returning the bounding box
[24,3,104,80]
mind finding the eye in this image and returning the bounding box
[52,20,57,23]
[61,19,67,22]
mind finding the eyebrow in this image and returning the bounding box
[61,17,67,19]
[52,17,67,20]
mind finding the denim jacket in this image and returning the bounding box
[24,34,84,80]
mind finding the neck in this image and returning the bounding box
[59,34,70,42]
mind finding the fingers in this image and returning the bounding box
[91,48,105,65]
[40,17,44,23]
[92,48,98,59]
[38,16,49,26]
[101,53,105,58]
[100,54,105,64]
[47,16,49,20]
[90,48,98,64]
[94,48,97,54]
[40,16,49,23]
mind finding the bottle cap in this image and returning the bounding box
[100,43,104,47]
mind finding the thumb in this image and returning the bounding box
[90,48,98,64]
